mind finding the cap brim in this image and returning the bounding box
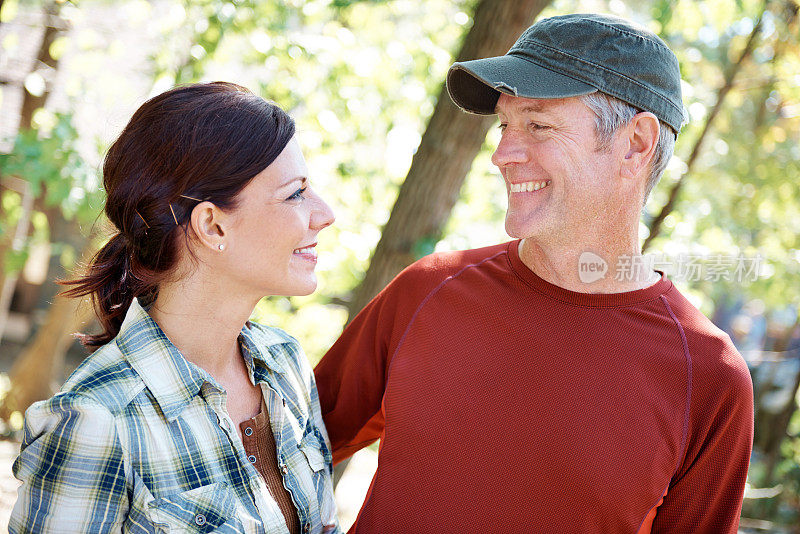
[447,54,597,114]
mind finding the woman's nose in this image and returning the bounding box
[311,193,335,231]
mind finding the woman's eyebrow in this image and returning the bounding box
[279,176,307,188]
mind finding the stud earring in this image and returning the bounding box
[218,244,225,251]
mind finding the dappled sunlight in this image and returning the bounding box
[0,0,798,530]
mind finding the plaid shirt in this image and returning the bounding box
[10,299,340,534]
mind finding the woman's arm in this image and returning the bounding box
[10,393,128,533]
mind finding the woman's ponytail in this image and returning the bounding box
[61,233,154,349]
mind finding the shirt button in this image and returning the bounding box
[195,514,207,526]
[248,455,257,463]
[244,427,253,436]
[304,524,310,532]
[280,464,288,475]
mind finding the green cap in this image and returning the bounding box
[447,13,685,133]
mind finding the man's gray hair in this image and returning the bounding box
[581,92,675,203]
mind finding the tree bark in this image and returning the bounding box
[760,314,800,481]
[18,2,63,131]
[0,290,94,419]
[0,239,97,419]
[0,0,229,421]
[0,2,83,420]
[642,0,769,252]
[346,0,551,321]
[0,2,65,334]
[0,177,34,340]
[334,0,552,488]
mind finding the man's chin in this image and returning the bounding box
[505,219,540,240]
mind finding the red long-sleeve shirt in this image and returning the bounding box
[315,241,753,533]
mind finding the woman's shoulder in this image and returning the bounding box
[50,340,143,417]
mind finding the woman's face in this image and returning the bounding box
[220,136,335,297]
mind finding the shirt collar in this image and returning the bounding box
[116,299,289,421]
[239,320,291,382]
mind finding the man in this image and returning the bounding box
[315,13,753,533]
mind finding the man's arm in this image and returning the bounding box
[314,286,395,464]
[651,343,754,533]
[314,250,476,464]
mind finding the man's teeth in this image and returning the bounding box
[293,246,316,255]
[509,180,551,193]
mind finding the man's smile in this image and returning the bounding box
[509,180,551,193]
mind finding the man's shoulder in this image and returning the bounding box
[359,242,514,323]
[662,287,752,394]
[393,241,512,287]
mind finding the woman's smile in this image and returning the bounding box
[293,243,318,263]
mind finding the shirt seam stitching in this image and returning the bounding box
[635,486,668,533]
[659,295,694,481]
[387,251,509,378]
[633,295,693,531]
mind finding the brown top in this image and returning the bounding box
[240,401,300,534]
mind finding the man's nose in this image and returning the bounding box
[491,130,529,168]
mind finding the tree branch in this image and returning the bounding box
[642,0,770,252]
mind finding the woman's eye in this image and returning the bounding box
[498,123,507,132]
[287,187,307,202]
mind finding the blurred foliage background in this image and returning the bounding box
[0,0,798,531]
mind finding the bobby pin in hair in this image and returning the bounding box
[169,204,179,225]
[135,210,150,229]
[179,194,204,202]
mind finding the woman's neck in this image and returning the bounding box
[147,270,259,379]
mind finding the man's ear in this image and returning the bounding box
[620,111,659,181]
[188,202,227,251]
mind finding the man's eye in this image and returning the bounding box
[287,187,307,201]
[528,122,550,132]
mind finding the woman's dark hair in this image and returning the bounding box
[61,82,295,349]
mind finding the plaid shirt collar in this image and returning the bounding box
[116,298,289,422]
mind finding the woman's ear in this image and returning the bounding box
[620,111,659,181]
[188,202,227,251]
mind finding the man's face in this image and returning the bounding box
[491,94,624,244]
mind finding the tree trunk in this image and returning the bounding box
[642,0,768,252]
[346,0,552,321]
[18,2,63,131]
[0,290,94,419]
[334,0,552,487]
[1,0,228,421]
[0,177,34,340]
[759,314,800,483]
[0,2,66,336]
[0,241,97,418]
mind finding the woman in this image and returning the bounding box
[10,82,339,534]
